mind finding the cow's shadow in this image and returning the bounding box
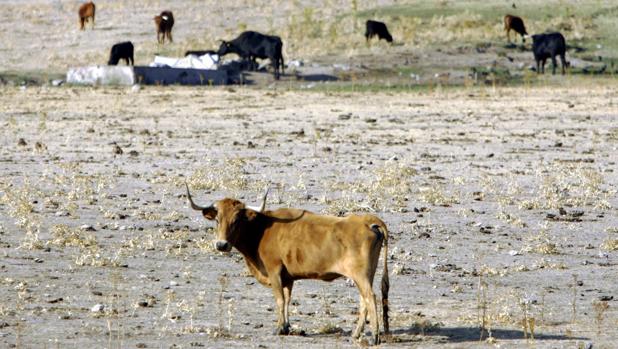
[296,73,338,82]
[296,326,587,344]
[390,326,588,342]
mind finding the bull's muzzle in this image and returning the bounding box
[214,240,231,252]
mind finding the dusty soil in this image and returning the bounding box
[1,84,617,348]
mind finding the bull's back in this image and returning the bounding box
[533,33,566,55]
[79,3,95,17]
[260,212,385,279]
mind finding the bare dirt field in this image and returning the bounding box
[1,84,617,348]
[2,0,618,348]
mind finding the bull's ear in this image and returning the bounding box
[202,207,217,220]
[244,209,258,222]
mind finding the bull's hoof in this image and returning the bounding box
[367,335,380,346]
[274,323,290,335]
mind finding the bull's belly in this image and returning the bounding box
[287,270,342,282]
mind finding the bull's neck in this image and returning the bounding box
[232,215,267,259]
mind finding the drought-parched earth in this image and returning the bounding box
[1,84,617,348]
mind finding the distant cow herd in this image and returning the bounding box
[78,2,572,79]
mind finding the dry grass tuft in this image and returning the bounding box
[183,158,267,198]
[324,160,417,214]
[524,225,561,255]
[520,163,613,210]
[600,239,618,251]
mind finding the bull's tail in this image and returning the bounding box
[378,224,390,335]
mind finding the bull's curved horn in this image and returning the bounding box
[185,182,211,211]
[246,186,269,212]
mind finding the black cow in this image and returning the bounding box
[217,31,284,80]
[504,14,527,43]
[184,50,217,57]
[532,32,568,74]
[365,20,393,43]
[108,41,134,66]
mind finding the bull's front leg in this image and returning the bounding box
[269,270,290,335]
[282,279,293,329]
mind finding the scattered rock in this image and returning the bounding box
[338,113,351,120]
[17,138,27,146]
[91,304,105,313]
[80,224,96,231]
[112,143,123,155]
[287,60,303,68]
[35,142,47,152]
[128,150,139,157]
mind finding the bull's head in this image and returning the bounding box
[186,183,268,252]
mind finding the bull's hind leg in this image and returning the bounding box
[560,54,567,74]
[352,294,367,338]
[167,30,173,43]
[551,56,558,75]
[354,278,380,345]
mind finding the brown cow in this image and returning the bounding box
[504,14,527,43]
[154,11,174,44]
[78,1,95,30]
[186,184,390,345]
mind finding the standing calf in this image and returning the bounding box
[186,185,390,345]
[108,41,134,66]
[532,32,568,75]
[504,14,527,43]
[154,11,174,44]
[365,20,393,44]
[78,1,96,30]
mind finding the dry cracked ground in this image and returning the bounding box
[1,84,617,348]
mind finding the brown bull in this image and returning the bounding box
[154,11,174,44]
[504,14,527,43]
[78,1,96,30]
[186,184,390,345]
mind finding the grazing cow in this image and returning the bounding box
[186,184,390,345]
[184,50,217,57]
[108,41,134,66]
[532,32,568,74]
[504,14,527,43]
[154,11,174,44]
[217,31,284,80]
[78,1,95,30]
[365,20,393,44]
